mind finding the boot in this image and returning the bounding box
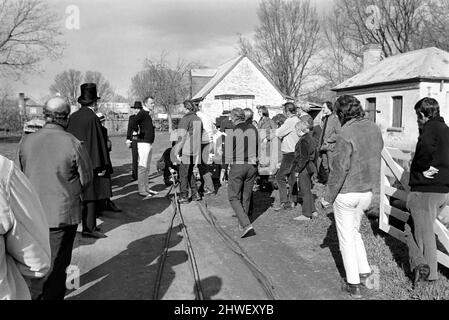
[138,166,150,196]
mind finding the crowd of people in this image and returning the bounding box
[1,81,448,299]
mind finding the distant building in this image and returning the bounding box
[333,46,449,149]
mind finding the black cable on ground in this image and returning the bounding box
[196,200,278,300]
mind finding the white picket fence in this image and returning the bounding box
[379,147,449,268]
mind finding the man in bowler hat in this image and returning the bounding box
[126,101,142,181]
[67,83,109,238]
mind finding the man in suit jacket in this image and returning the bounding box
[126,101,142,181]
[66,83,109,238]
[17,96,92,299]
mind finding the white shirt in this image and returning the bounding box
[196,111,217,144]
[275,115,300,154]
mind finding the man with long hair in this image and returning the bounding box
[326,95,383,298]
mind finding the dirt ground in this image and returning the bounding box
[0,133,393,300]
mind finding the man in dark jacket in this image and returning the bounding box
[126,101,142,181]
[134,96,157,197]
[225,108,259,238]
[406,97,449,287]
[17,96,93,299]
[66,83,109,238]
[172,100,202,203]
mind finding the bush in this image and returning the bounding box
[0,107,22,133]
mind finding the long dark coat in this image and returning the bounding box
[67,107,111,201]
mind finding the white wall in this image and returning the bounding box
[353,88,421,150]
[200,57,286,122]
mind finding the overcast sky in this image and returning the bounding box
[11,0,330,101]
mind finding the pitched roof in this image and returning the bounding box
[192,55,287,101]
[333,47,449,91]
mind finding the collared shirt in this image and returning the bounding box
[275,115,300,154]
[17,123,93,228]
[0,155,51,300]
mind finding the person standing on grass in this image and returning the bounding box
[134,96,158,197]
[126,101,142,181]
[291,118,318,221]
[16,97,89,300]
[405,97,449,287]
[325,95,383,298]
[225,108,259,238]
[66,83,108,239]
[271,102,300,211]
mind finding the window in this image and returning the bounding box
[392,96,403,128]
[366,98,377,122]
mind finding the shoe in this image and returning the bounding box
[191,193,202,201]
[293,215,311,221]
[341,282,363,299]
[147,188,159,195]
[203,189,214,195]
[273,202,293,211]
[359,270,373,288]
[241,225,256,238]
[106,200,122,212]
[82,230,107,239]
[413,264,430,287]
[178,196,190,204]
[139,191,151,197]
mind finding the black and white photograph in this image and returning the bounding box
[1,0,449,305]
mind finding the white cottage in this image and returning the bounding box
[191,55,289,122]
[333,47,449,150]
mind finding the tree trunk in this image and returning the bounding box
[167,111,173,133]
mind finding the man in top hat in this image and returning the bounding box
[66,83,109,238]
[126,101,142,181]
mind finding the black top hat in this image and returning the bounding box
[78,83,101,105]
[132,101,143,109]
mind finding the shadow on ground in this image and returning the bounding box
[68,225,187,300]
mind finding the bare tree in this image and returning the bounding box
[49,69,83,105]
[331,0,449,61]
[130,53,192,132]
[238,0,321,97]
[0,0,64,78]
[84,71,114,102]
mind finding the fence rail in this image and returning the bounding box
[379,147,449,268]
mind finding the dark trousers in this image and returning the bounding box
[228,164,258,228]
[131,138,138,180]
[298,169,316,217]
[276,153,297,204]
[198,143,214,192]
[30,225,78,300]
[82,201,97,233]
[179,155,198,198]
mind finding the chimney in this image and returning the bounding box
[18,93,25,116]
[363,44,383,71]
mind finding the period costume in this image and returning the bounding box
[126,101,142,181]
[66,83,110,236]
[133,103,155,196]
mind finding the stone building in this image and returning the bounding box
[333,46,449,150]
[190,55,290,122]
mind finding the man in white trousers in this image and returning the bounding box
[325,95,384,298]
[134,96,158,197]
